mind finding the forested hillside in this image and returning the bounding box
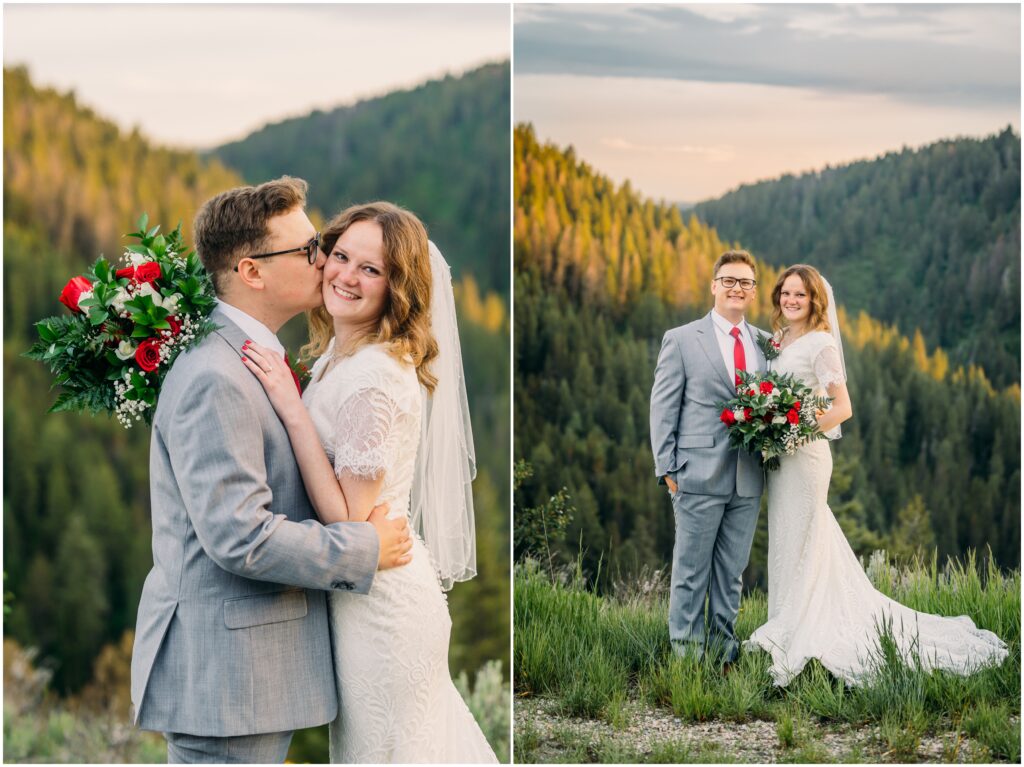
[514,124,1020,590]
[212,61,510,298]
[694,129,1021,389]
[3,65,510,707]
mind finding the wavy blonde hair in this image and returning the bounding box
[770,264,831,335]
[302,202,438,392]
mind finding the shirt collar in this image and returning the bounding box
[215,299,285,357]
[711,308,746,338]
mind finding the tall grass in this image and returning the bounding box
[515,551,1020,761]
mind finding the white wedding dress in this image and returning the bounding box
[303,342,497,763]
[744,331,1008,686]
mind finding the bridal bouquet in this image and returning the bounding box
[719,370,833,470]
[25,214,217,428]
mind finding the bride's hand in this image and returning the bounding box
[240,341,303,422]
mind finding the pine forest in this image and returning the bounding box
[513,123,1020,591]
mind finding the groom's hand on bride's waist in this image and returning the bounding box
[369,504,414,570]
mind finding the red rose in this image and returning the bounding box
[134,261,161,284]
[748,388,757,396]
[135,338,162,372]
[786,408,800,425]
[744,407,753,422]
[720,408,736,426]
[760,381,774,394]
[167,316,182,335]
[115,266,136,281]
[59,276,92,313]
[793,400,801,410]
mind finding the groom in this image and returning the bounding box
[650,250,766,665]
[130,177,413,763]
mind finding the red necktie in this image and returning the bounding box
[730,326,746,386]
[284,353,302,394]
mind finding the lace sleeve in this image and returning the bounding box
[332,386,402,481]
[812,342,846,391]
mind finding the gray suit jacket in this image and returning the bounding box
[130,307,380,736]
[650,312,767,498]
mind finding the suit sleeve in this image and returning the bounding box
[161,366,379,593]
[650,331,686,481]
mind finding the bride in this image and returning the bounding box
[240,202,497,763]
[744,264,1008,687]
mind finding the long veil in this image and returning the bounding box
[409,242,478,590]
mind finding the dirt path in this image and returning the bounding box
[515,696,997,763]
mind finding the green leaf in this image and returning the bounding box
[131,325,152,339]
[127,244,152,257]
[36,321,57,344]
[146,224,161,238]
[94,258,111,282]
[137,212,149,233]
[152,234,167,255]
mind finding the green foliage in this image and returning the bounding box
[513,124,1020,591]
[516,552,1020,763]
[514,461,575,576]
[695,128,1021,388]
[212,62,510,298]
[3,638,165,762]
[454,660,512,763]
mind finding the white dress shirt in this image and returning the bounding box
[710,309,757,383]
[216,300,286,358]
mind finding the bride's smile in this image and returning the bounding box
[323,219,389,333]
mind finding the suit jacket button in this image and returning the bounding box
[330,580,342,589]
[343,581,354,591]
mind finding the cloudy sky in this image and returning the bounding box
[4,4,510,149]
[515,4,1020,202]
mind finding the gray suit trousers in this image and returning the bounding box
[669,489,760,662]
[165,730,293,763]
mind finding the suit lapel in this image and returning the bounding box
[696,312,736,391]
[746,320,767,372]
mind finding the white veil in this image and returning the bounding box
[409,241,478,590]
[821,276,846,440]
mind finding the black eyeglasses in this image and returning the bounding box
[233,232,321,272]
[714,276,757,290]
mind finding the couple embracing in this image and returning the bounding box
[651,250,1007,686]
[130,178,497,763]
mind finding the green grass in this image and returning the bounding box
[515,551,1021,763]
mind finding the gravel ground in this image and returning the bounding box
[515,695,1004,763]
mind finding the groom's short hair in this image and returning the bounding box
[713,249,757,277]
[193,176,308,294]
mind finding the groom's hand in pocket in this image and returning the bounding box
[369,504,413,569]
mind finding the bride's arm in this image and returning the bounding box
[816,380,852,433]
[240,343,383,524]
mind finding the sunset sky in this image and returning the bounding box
[515,3,1020,202]
[4,4,510,149]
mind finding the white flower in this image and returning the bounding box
[111,286,131,313]
[733,408,746,423]
[115,340,136,361]
[78,289,94,305]
[772,415,787,425]
[127,250,148,267]
[162,293,181,315]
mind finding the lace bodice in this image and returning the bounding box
[303,342,421,519]
[773,330,845,395]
